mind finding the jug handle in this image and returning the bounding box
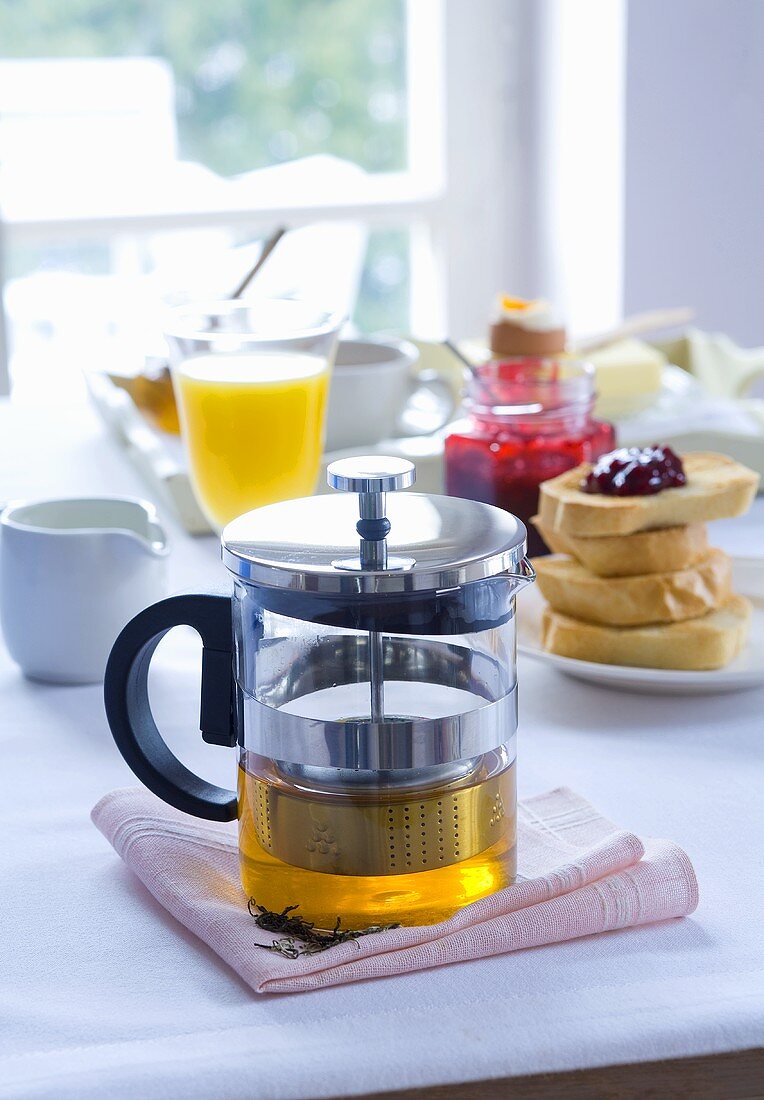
[104,593,238,822]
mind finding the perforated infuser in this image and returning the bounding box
[245,761,515,877]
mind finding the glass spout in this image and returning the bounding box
[503,556,536,594]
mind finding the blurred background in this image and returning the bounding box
[0,0,762,396]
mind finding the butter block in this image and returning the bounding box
[584,338,666,418]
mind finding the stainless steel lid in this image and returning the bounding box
[221,457,528,595]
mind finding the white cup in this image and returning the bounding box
[324,338,456,452]
[0,497,169,684]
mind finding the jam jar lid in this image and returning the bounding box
[221,457,527,596]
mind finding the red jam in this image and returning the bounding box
[582,445,686,496]
[445,358,616,556]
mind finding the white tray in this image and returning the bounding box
[86,371,447,534]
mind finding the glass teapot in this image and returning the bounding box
[104,457,534,928]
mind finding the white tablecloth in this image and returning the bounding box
[1,397,763,1099]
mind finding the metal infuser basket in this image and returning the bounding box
[105,457,534,926]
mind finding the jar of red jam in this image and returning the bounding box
[444,358,615,556]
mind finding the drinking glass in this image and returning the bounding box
[165,299,343,530]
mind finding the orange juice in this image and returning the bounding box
[174,352,330,529]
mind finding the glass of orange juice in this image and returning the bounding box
[165,299,343,530]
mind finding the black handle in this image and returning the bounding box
[104,593,238,821]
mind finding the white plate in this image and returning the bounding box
[518,556,764,695]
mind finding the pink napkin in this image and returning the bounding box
[91,786,698,994]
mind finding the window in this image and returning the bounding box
[0,0,451,394]
[3,3,626,397]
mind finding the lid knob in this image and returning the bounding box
[327,456,416,571]
[326,455,416,495]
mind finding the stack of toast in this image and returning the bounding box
[532,452,760,670]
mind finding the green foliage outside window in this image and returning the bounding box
[0,0,407,178]
[0,0,411,332]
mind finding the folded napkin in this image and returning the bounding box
[92,786,698,995]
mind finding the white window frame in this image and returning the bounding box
[0,0,627,395]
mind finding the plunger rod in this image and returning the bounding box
[369,630,385,722]
[325,458,417,726]
[358,491,387,721]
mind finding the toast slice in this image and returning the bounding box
[538,452,759,538]
[532,516,709,577]
[541,594,751,670]
[533,549,732,626]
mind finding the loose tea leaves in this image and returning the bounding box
[248,899,400,958]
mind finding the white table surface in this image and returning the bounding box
[1,395,763,1100]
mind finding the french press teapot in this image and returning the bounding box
[104,457,534,927]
